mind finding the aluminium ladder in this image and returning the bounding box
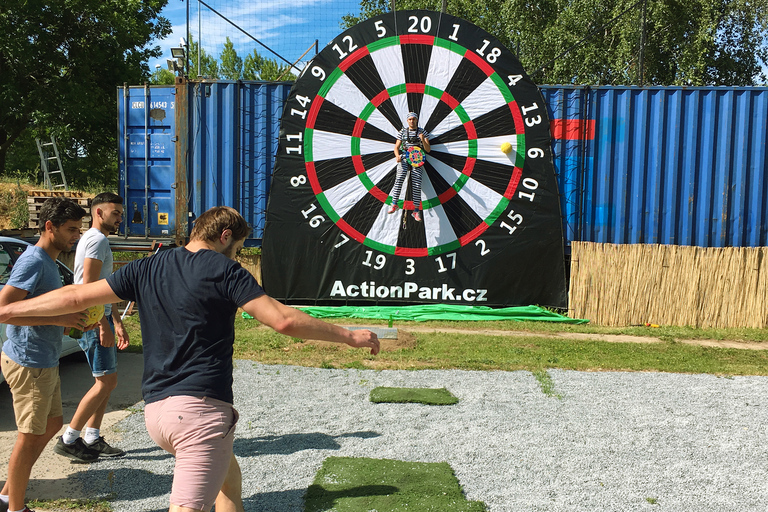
[35,136,68,190]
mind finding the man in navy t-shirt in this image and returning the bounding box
[0,206,380,512]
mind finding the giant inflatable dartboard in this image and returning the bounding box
[263,10,567,307]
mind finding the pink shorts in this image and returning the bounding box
[144,395,239,511]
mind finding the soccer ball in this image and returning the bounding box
[85,304,105,325]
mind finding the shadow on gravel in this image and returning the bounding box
[119,445,173,461]
[243,488,311,510]
[77,467,172,503]
[234,431,381,456]
[304,484,400,511]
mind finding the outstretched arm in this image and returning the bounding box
[242,294,380,355]
[0,284,87,328]
[0,280,120,325]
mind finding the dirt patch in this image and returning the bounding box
[401,326,768,350]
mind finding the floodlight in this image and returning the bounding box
[171,47,186,59]
[166,59,177,72]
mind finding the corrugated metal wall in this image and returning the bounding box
[119,81,291,243]
[187,81,291,241]
[120,84,768,248]
[542,86,768,249]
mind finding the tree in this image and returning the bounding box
[150,67,177,86]
[220,37,244,80]
[342,0,768,86]
[243,51,295,81]
[0,0,172,183]
[187,37,220,79]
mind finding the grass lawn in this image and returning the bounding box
[120,314,768,376]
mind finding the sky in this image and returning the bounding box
[149,0,363,76]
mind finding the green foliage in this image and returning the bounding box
[149,67,177,85]
[0,0,172,183]
[220,37,244,80]
[0,182,30,229]
[306,457,487,511]
[239,246,262,256]
[243,49,294,81]
[8,183,28,229]
[532,369,563,399]
[342,0,768,86]
[188,37,220,79]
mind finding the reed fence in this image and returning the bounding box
[569,242,768,328]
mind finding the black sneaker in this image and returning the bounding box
[53,437,99,462]
[85,436,126,457]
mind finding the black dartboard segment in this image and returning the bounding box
[263,10,567,307]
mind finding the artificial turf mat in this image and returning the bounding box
[369,387,459,405]
[304,456,487,511]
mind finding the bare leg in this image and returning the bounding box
[69,373,117,431]
[4,415,63,510]
[213,454,244,512]
[166,456,242,512]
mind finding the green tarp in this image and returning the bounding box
[293,304,588,323]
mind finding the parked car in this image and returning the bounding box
[0,236,80,383]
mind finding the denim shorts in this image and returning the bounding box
[78,315,117,377]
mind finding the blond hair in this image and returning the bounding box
[189,206,250,243]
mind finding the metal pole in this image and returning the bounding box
[442,0,447,13]
[198,0,202,77]
[638,0,647,86]
[186,0,190,76]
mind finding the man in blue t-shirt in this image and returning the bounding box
[0,206,381,512]
[0,197,87,512]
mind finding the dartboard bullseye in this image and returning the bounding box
[263,10,567,308]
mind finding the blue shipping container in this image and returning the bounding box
[542,85,768,249]
[119,83,768,248]
[117,85,177,239]
[118,81,291,245]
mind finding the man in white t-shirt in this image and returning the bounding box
[53,193,128,462]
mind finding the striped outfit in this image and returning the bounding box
[391,126,430,211]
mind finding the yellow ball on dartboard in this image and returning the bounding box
[500,142,512,154]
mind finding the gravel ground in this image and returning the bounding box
[76,363,768,511]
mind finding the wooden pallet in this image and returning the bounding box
[27,189,86,198]
[0,228,37,238]
[27,191,91,230]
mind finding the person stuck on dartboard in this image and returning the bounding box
[389,112,431,222]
